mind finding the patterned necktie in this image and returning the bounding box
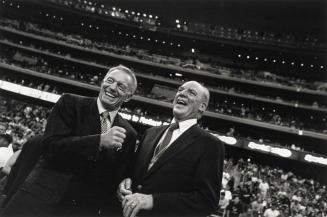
[154,123,179,156]
[100,111,110,133]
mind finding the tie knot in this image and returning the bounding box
[168,123,179,132]
[101,111,110,120]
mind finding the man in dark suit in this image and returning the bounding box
[1,65,138,216]
[118,81,225,217]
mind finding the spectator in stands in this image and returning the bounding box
[0,134,12,148]
[0,124,7,134]
[0,134,13,171]
[117,81,225,217]
[259,177,270,198]
[226,195,244,217]
[1,65,138,216]
[217,190,230,216]
[263,203,280,217]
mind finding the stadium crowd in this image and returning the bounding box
[48,0,325,50]
[1,50,326,134]
[1,18,326,94]
[1,35,325,111]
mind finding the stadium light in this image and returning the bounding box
[304,154,327,166]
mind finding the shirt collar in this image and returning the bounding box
[171,118,197,133]
[97,98,118,122]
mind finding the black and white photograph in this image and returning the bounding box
[0,0,326,216]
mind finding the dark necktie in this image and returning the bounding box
[154,123,179,156]
[100,111,110,133]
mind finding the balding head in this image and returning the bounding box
[172,81,210,121]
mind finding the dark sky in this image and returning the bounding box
[98,0,326,37]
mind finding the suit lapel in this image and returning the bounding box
[88,98,101,134]
[144,125,201,179]
[137,126,168,179]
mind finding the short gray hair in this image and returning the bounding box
[105,65,137,94]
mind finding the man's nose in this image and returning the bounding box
[108,82,118,91]
[178,90,188,97]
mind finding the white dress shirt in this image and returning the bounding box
[97,98,118,128]
[157,118,197,150]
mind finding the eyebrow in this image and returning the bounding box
[112,77,129,87]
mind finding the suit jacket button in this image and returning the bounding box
[137,185,142,190]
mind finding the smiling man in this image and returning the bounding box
[1,65,138,217]
[118,81,225,217]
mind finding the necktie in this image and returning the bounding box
[100,111,110,133]
[154,123,179,156]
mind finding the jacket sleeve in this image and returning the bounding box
[42,94,100,163]
[151,138,225,216]
[115,126,137,183]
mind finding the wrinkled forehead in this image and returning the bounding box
[180,81,203,92]
[104,69,133,85]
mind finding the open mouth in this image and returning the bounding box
[176,98,187,106]
[105,91,117,98]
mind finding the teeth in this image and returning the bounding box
[105,92,115,98]
[177,99,186,105]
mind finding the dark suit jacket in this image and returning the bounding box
[132,124,225,217]
[1,135,43,206]
[1,93,137,216]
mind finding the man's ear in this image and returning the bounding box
[198,102,207,114]
[123,94,133,102]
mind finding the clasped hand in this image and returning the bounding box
[100,126,126,149]
[117,178,153,217]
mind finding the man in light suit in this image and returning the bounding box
[1,65,138,216]
[118,81,225,217]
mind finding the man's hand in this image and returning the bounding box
[117,178,133,202]
[122,193,153,217]
[100,126,126,149]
